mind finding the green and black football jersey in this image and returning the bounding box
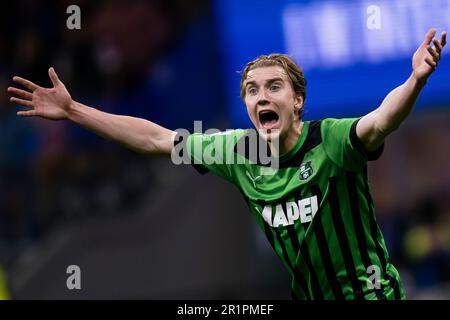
[175,118,405,300]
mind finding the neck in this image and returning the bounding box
[269,119,304,156]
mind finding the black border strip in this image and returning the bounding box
[350,118,384,161]
[328,176,365,300]
[346,171,387,300]
[310,184,345,300]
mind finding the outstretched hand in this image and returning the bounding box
[8,67,73,120]
[412,28,447,82]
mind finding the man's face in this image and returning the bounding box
[243,66,302,141]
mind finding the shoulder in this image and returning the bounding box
[320,117,357,127]
[319,117,361,136]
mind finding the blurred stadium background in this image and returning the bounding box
[0,0,450,299]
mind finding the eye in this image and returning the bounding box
[270,84,281,91]
[248,87,257,95]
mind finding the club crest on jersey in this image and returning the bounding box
[299,161,313,181]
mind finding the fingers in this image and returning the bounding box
[7,87,33,100]
[12,76,38,91]
[17,110,38,117]
[10,97,34,108]
[427,46,440,62]
[423,29,447,71]
[48,67,60,87]
[432,38,442,55]
[425,57,437,69]
[427,31,446,67]
[8,86,34,109]
[423,28,437,46]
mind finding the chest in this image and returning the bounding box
[235,147,335,202]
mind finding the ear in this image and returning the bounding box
[294,95,304,111]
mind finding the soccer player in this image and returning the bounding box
[8,28,446,299]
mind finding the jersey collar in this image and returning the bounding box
[279,121,310,163]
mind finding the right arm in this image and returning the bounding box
[8,68,175,156]
[67,102,175,156]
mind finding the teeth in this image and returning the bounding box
[259,110,276,116]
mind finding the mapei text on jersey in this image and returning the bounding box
[258,195,318,227]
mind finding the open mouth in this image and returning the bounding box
[258,110,279,130]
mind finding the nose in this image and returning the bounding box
[257,89,270,106]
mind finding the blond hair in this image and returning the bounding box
[240,54,307,118]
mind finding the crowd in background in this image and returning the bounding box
[0,0,220,256]
[369,115,450,295]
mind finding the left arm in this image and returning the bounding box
[357,28,447,153]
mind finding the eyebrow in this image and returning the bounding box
[245,77,285,88]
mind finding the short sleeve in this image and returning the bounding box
[321,118,384,170]
[173,130,244,183]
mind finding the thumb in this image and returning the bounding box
[48,67,61,87]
